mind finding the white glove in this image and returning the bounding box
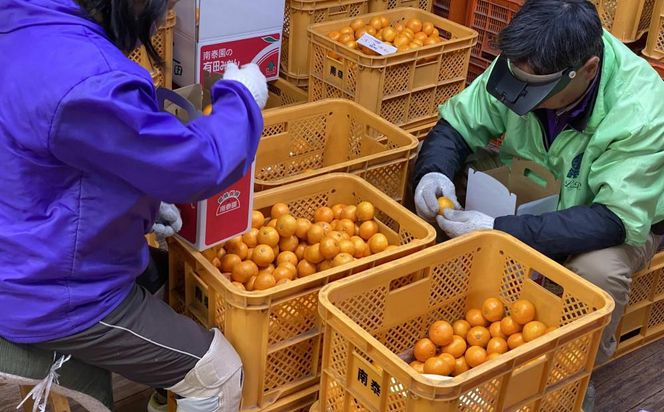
[414,172,462,221]
[152,203,182,239]
[223,63,268,109]
[436,209,494,238]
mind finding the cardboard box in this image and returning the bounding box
[465,159,560,218]
[158,85,254,250]
[172,0,285,87]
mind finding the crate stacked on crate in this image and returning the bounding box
[592,0,658,44]
[465,0,522,83]
[316,231,614,412]
[368,0,433,12]
[257,99,419,202]
[168,173,436,411]
[127,10,176,88]
[643,0,664,77]
[265,78,309,110]
[612,251,664,359]
[281,0,370,88]
[307,8,476,139]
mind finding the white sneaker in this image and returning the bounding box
[147,391,168,412]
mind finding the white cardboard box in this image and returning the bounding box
[173,0,285,86]
[465,159,561,218]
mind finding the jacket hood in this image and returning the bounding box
[0,0,105,35]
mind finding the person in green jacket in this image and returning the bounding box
[412,0,663,407]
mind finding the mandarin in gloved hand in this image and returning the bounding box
[437,197,455,215]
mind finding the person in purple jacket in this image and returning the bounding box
[0,0,268,410]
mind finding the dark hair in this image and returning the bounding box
[77,0,169,66]
[497,0,604,74]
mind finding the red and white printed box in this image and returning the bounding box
[177,165,255,250]
[173,0,285,87]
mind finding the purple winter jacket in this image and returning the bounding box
[0,0,263,343]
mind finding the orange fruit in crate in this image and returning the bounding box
[332,252,354,267]
[405,18,422,33]
[338,239,355,256]
[232,281,245,290]
[522,321,547,342]
[355,26,369,40]
[431,27,440,37]
[465,346,487,368]
[338,33,354,44]
[216,247,226,259]
[413,338,437,362]
[279,235,299,253]
[428,321,454,346]
[332,204,346,219]
[423,37,438,46]
[251,210,264,229]
[242,228,259,248]
[422,21,434,36]
[297,260,317,277]
[424,357,452,376]
[228,242,248,260]
[320,236,340,259]
[453,356,470,376]
[500,316,522,336]
[394,35,410,49]
[276,214,297,238]
[507,333,525,349]
[295,243,307,261]
[368,233,389,254]
[273,266,294,282]
[277,251,298,266]
[380,16,390,28]
[350,237,368,258]
[258,265,275,277]
[511,299,536,325]
[257,227,280,247]
[304,244,324,264]
[328,31,341,41]
[466,326,491,347]
[252,245,275,267]
[212,257,221,268]
[338,219,356,237]
[359,220,378,240]
[442,335,467,358]
[409,361,425,374]
[327,231,345,243]
[414,31,428,42]
[245,275,257,291]
[225,236,243,249]
[246,248,255,261]
[221,254,241,273]
[438,353,456,370]
[318,260,334,272]
[340,26,354,35]
[466,309,488,327]
[295,218,312,240]
[402,28,415,39]
[487,353,501,361]
[267,219,278,228]
[452,320,471,339]
[307,225,325,244]
[382,27,397,43]
[254,273,276,290]
[489,321,506,339]
[231,261,258,283]
[356,201,375,221]
[340,205,357,222]
[365,26,377,36]
[350,18,365,31]
[316,222,333,235]
[276,279,290,286]
[271,203,289,219]
[482,298,505,322]
[486,337,508,354]
[369,16,383,30]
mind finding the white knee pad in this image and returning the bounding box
[167,329,243,411]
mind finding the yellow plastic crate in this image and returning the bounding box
[168,173,436,411]
[368,0,433,12]
[592,0,657,43]
[127,10,176,88]
[265,78,309,111]
[258,99,419,202]
[317,232,614,412]
[644,0,664,59]
[282,0,369,79]
[308,8,476,130]
[612,251,664,359]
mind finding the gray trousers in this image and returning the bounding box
[565,232,662,364]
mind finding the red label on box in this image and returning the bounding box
[204,170,253,246]
[178,202,199,245]
[199,34,281,87]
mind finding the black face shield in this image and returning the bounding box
[486,55,579,115]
